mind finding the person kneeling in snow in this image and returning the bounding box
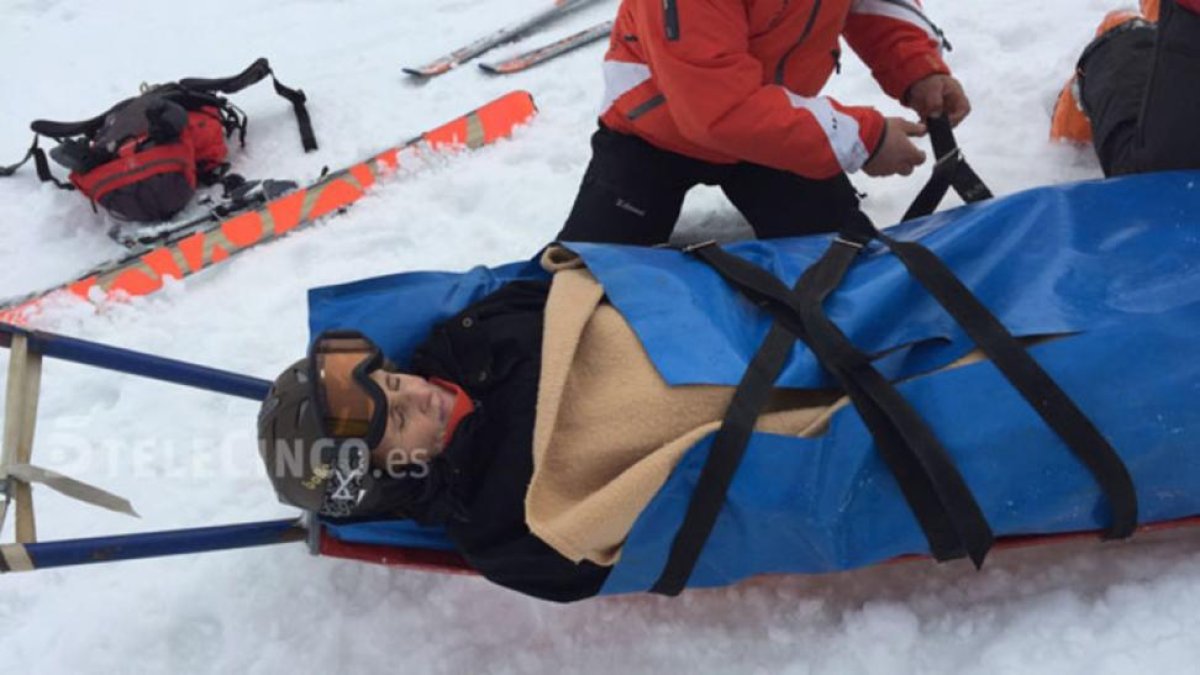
[558,0,970,245]
[1051,0,1200,175]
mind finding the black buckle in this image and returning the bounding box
[682,239,718,253]
[934,146,963,169]
[833,235,867,250]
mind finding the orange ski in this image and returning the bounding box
[0,91,538,326]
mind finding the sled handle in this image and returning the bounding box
[0,518,305,573]
[1,331,42,543]
[0,323,270,401]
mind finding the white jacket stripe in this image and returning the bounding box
[785,92,871,173]
[850,0,944,51]
[599,60,652,115]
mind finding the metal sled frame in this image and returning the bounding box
[0,322,473,576]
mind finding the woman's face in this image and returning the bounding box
[367,370,457,470]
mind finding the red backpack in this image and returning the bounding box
[1,58,317,223]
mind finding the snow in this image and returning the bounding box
[2,0,1199,672]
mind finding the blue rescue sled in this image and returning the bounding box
[310,172,1200,596]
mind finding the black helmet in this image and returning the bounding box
[257,359,372,517]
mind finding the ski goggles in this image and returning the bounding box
[307,330,390,452]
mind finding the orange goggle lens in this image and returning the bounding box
[313,337,381,439]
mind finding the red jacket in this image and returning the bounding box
[599,0,951,178]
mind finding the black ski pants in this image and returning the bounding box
[1080,0,1200,176]
[557,125,862,245]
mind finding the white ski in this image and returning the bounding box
[403,0,604,78]
[479,19,613,75]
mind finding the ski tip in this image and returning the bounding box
[500,90,538,113]
[403,66,448,78]
[477,63,506,75]
[0,301,36,328]
[520,90,540,114]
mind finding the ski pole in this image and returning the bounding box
[0,323,270,401]
[0,518,304,573]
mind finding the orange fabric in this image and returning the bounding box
[1050,78,1093,143]
[1096,9,1143,35]
[1142,0,1161,21]
[1049,9,1146,144]
[599,0,951,178]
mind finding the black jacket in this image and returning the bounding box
[399,279,611,602]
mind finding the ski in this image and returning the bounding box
[0,90,539,326]
[403,0,602,78]
[480,19,613,75]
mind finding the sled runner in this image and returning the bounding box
[6,126,1200,600]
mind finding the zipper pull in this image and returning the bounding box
[936,27,953,52]
[831,48,842,74]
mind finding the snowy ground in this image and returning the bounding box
[3,0,1199,672]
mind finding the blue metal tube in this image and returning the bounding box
[0,323,270,400]
[4,519,305,572]
[0,327,292,573]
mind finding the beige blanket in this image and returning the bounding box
[525,249,846,566]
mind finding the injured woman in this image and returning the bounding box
[257,166,1200,602]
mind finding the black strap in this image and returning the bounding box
[789,227,993,565]
[178,58,274,94]
[649,318,800,595]
[654,202,1138,592]
[0,137,74,190]
[270,77,317,153]
[210,100,250,148]
[902,117,993,221]
[180,58,317,152]
[0,139,36,178]
[829,213,1136,539]
[29,114,109,140]
[670,241,993,576]
[867,227,1138,539]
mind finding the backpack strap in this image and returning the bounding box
[0,137,75,191]
[29,112,110,141]
[1,112,114,189]
[178,58,318,152]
